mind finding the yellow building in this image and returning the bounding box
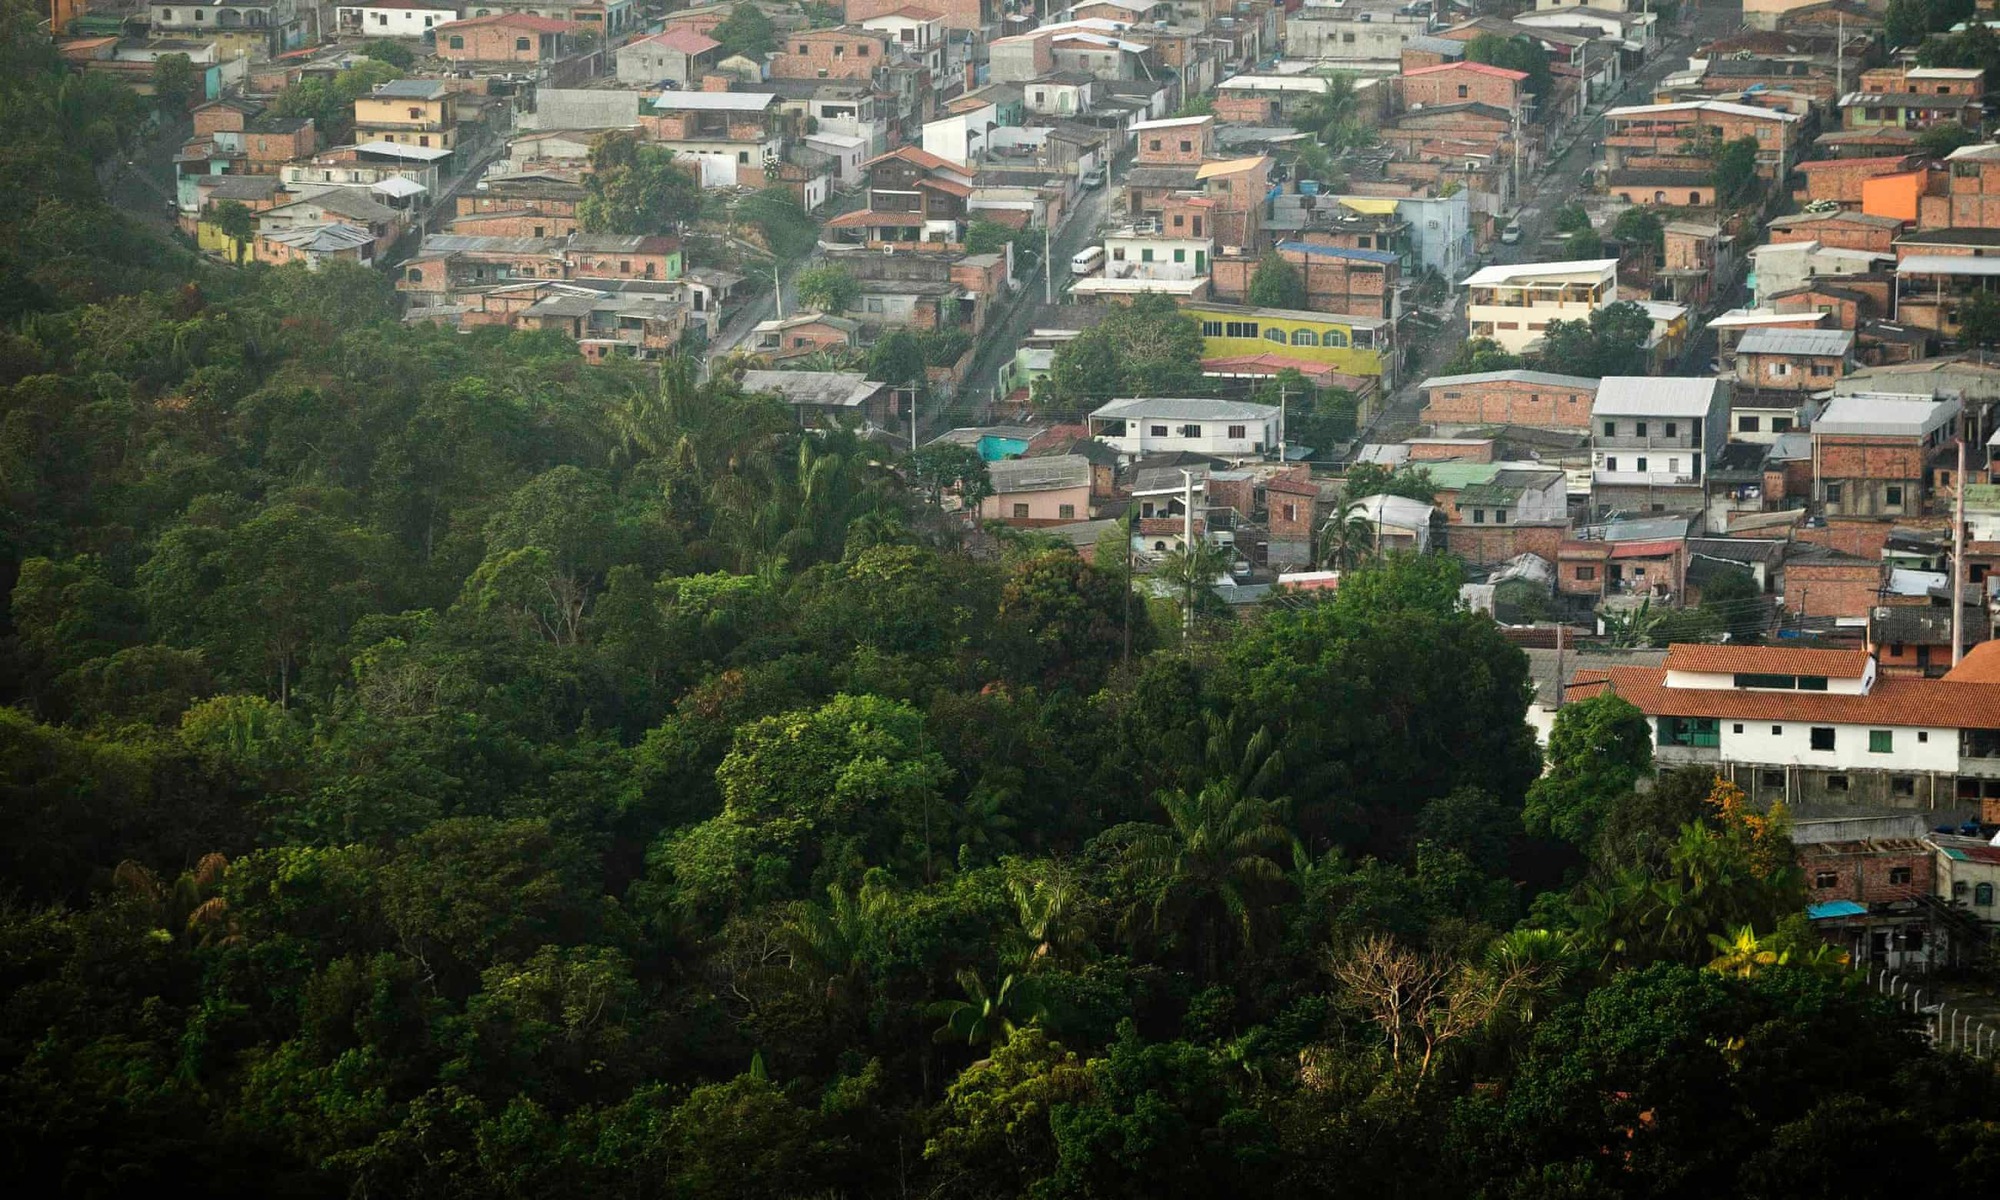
[1181,302,1395,385]
[353,78,459,151]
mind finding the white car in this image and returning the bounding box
[1500,222,1523,245]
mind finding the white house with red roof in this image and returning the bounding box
[335,0,460,39]
[1571,641,2000,811]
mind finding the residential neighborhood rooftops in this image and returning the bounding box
[1897,228,2000,247]
[1274,241,1400,265]
[652,91,779,111]
[1575,666,2000,730]
[1419,369,1601,389]
[1734,328,1856,357]
[1126,115,1214,133]
[1606,98,1801,120]
[637,27,722,53]
[1403,60,1528,80]
[1591,377,1724,417]
[372,79,451,100]
[1664,643,1869,677]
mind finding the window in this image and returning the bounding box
[1604,456,1617,471]
[449,34,464,48]
[1201,320,1222,336]
[1324,328,1348,348]
[1111,246,1126,261]
[1494,509,1508,524]
[797,43,808,52]
[1603,421,1616,436]
[1635,421,1648,436]
[1814,870,1838,889]
[1824,482,1843,503]
[515,36,531,50]
[1869,730,1893,753]
[1058,503,1076,519]
[1173,214,1184,228]
[1576,565,1596,580]
[1012,503,1028,518]
[1173,249,1185,263]
[1810,727,1836,751]
[1772,417,1793,433]
[1635,457,1648,471]
[1980,883,1996,907]
[1227,424,1246,439]
[1292,329,1318,346]
[1457,84,1469,98]
[1150,424,1168,437]
[1665,422,1677,437]
[1810,364,1835,377]
[1771,362,1790,377]
[1920,731,1929,743]
[1179,140,1191,152]
[1473,509,1485,524]
[856,42,868,54]
[1149,139,1162,152]
[418,136,430,147]
[1225,321,1259,338]
[1733,724,1745,734]
[1892,776,1915,797]
[1761,769,1783,787]
[1667,458,1679,473]
[1827,773,1849,791]
[1739,415,1761,432]
[1889,866,1913,886]
[1772,725,1783,735]
[1265,328,1287,344]
[738,151,749,163]
[1141,248,1154,262]
[161,6,172,16]
[1179,424,1202,437]
[1886,485,1904,506]
[866,298,884,313]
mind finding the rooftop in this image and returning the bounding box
[740,370,885,409]
[1664,642,1869,678]
[1091,397,1280,422]
[1575,665,2000,730]
[1461,258,1619,286]
[652,91,779,112]
[988,454,1092,492]
[1420,368,1600,390]
[1813,394,1959,437]
[371,78,450,100]
[634,27,722,54]
[1734,328,1856,357]
[1591,376,1724,417]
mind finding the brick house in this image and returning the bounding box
[1733,328,1855,393]
[1603,99,1802,184]
[1803,839,1935,907]
[1197,155,1270,251]
[1418,369,1601,433]
[751,312,861,361]
[844,0,991,33]
[1398,60,1526,115]
[458,174,587,220]
[1209,241,1397,317]
[446,209,581,237]
[616,27,722,86]
[1130,114,1214,166]
[1659,220,1730,309]
[1765,209,1905,253]
[740,368,899,431]
[1921,143,2000,229]
[979,455,1096,525]
[769,27,891,81]
[191,97,262,137]
[239,117,317,172]
[1791,155,1926,209]
[1811,393,1958,518]
[1769,280,1891,329]
[436,13,577,63]
[564,234,681,282]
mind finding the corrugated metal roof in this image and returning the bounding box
[1461,258,1619,286]
[652,91,778,111]
[1275,240,1399,264]
[1592,377,1725,417]
[1814,394,1958,437]
[989,454,1091,493]
[741,370,883,408]
[1901,254,2000,276]
[1091,397,1279,422]
[1734,328,1855,357]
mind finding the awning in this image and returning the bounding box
[371,175,428,198]
[1807,900,1868,920]
[1338,197,1399,215]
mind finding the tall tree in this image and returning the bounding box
[579,130,700,236]
[1248,252,1308,309]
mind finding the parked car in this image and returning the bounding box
[1081,167,1106,190]
[1500,222,1523,245]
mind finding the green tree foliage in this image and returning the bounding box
[578,130,701,236]
[268,59,401,143]
[357,38,416,69]
[1339,462,1437,505]
[1916,15,2000,74]
[1917,120,1982,158]
[1038,295,1205,419]
[210,198,257,263]
[1958,289,2000,348]
[1551,203,1592,234]
[904,441,991,508]
[711,2,777,58]
[1464,33,1552,105]
[1248,251,1309,309]
[792,263,859,315]
[1438,336,1525,375]
[1610,205,1666,257]
[1537,299,1655,376]
[1523,692,1652,847]
[737,186,819,258]
[1712,135,1763,208]
[149,52,197,112]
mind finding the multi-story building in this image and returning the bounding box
[464,0,635,36]
[821,144,975,250]
[1184,302,1395,388]
[1733,327,1855,394]
[436,13,579,63]
[1895,254,2000,341]
[1590,376,1729,515]
[615,27,723,86]
[1811,392,1959,518]
[1572,642,2000,812]
[353,78,459,152]
[1923,143,2000,230]
[645,91,784,188]
[1418,369,1601,433]
[859,7,946,78]
[148,0,308,59]
[1103,194,1214,281]
[1086,397,1283,460]
[1399,60,1527,115]
[1462,258,1617,354]
[335,2,458,39]
[769,26,892,80]
[1602,99,1803,183]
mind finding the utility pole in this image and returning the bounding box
[773,262,783,319]
[1955,434,1968,666]
[1277,385,1288,463]
[1044,220,1054,305]
[910,388,919,453]
[1181,468,1196,640]
[1554,620,1566,712]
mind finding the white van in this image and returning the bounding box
[1070,246,1106,275]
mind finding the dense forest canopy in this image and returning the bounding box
[5,7,2000,1196]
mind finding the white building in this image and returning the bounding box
[1462,258,1619,354]
[922,102,994,166]
[1576,641,2000,810]
[1590,376,1729,512]
[1104,222,1213,280]
[859,6,945,77]
[335,1,458,38]
[1087,397,1282,459]
[1749,240,1893,307]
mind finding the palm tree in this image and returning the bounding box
[928,969,1038,1047]
[1155,537,1235,638]
[1121,778,1293,980]
[1005,859,1095,971]
[778,883,887,1011]
[1319,502,1376,571]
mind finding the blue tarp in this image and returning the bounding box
[1806,900,1867,920]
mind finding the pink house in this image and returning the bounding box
[980,454,1095,525]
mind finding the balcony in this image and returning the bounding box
[1656,742,1721,764]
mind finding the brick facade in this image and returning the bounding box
[1802,839,1935,907]
[1419,375,1598,430]
[1399,62,1524,114]
[1446,521,1565,565]
[1784,558,1883,619]
[769,28,889,80]
[1792,155,1922,207]
[446,210,580,237]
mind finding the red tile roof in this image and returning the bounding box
[1794,155,1921,170]
[916,175,973,197]
[441,12,575,31]
[642,26,722,54]
[867,5,944,17]
[862,145,965,172]
[1573,665,2000,730]
[1608,538,1683,559]
[1946,640,2000,684]
[1662,643,1871,678]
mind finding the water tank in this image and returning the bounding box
[1298,179,1320,196]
